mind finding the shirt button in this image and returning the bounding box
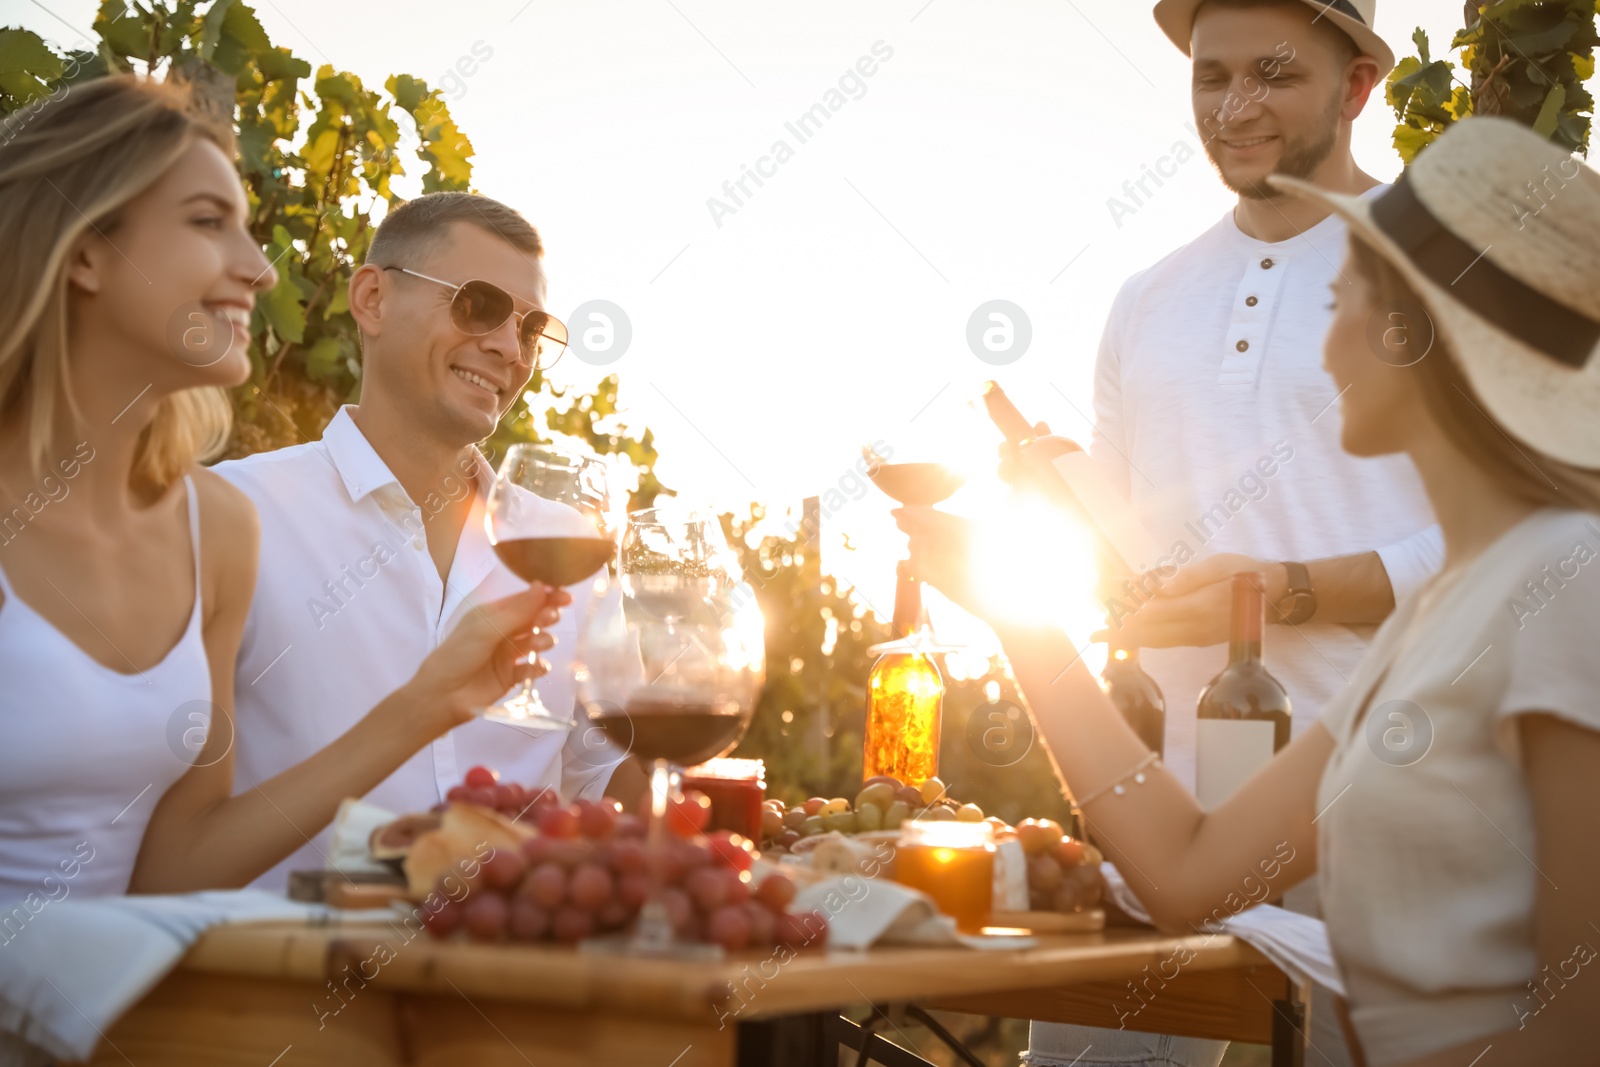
[1236,340,1250,352]
[1261,257,1275,269]
[1245,295,1259,307]
[412,538,425,551]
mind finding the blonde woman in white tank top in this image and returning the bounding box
[0,77,568,901]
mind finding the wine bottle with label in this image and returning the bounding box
[1195,572,1291,808]
[980,381,1164,576]
[1101,644,1166,759]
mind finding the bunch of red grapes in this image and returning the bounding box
[1014,818,1105,914]
[423,767,828,952]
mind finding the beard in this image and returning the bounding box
[1205,89,1344,200]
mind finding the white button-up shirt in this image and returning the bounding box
[215,407,623,889]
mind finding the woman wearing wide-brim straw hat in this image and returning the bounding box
[897,114,1600,1066]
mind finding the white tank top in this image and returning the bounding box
[0,475,213,906]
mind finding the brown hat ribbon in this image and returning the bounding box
[1369,171,1600,369]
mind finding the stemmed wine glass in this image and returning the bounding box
[483,444,619,731]
[574,508,765,955]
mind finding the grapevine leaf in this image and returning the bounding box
[1532,81,1566,137]
[260,226,306,343]
[1393,124,1437,164]
[197,0,237,60]
[255,46,309,85]
[304,335,345,381]
[95,0,154,60]
[0,28,65,83]
[1412,27,1431,65]
[1387,54,1425,116]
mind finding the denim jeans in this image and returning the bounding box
[1024,1024,1227,1067]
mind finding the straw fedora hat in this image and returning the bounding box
[1153,0,1395,77]
[1269,117,1600,469]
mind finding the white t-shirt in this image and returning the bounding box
[215,408,623,890]
[1089,192,1443,792]
[1316,508,1600,1065]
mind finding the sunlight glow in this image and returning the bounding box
[971,493,1100,636]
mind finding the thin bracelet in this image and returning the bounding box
[1076,752,1159,808]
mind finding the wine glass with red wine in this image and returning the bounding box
[484,444,618,731]
[574,510,765,955]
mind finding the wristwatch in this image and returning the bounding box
[1276,561,1316,625]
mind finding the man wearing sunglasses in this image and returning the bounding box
[216,192,645,890]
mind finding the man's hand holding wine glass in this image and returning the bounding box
[402,584,573,739]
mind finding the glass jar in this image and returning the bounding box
[681,757,766,841]
[892,819,995,933]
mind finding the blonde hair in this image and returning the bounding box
[0,75,235,490]
[1349,235,1600,512]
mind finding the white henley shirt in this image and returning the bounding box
[1089,189,1444,793]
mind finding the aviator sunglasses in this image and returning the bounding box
[385,266,569,369]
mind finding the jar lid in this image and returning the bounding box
[684,757,765,783]
[897,819,994,848]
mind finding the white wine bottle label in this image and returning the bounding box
[1048,451,1166,574]
[1195,719,1277,809]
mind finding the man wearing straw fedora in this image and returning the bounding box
[1027,2,1438,1065]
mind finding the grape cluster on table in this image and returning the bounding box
[1012,817,1106,914]
[422,767,827,952]
[758,774,984,850]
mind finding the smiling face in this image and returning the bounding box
[68,137,275,394]
[1189,2,1374,199]
[357,221,546,446]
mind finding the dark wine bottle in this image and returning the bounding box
[1195,572,1291,808]
[1101,644,1166,759]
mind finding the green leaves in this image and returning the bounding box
[259,226,306,344]
[94,0,157,66]
[0,28,63,105]
[1391,3,1595,160]
[1387,30,1469,163]
[1533,81,1568,134]
[385,74,475,193]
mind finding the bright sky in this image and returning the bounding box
[4,0,1572,642]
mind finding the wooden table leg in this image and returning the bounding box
[736,1014,830,1067]
[1271,988,1307,1067]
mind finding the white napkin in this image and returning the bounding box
[1101,863,1344,996]
[793,875,1036,952]
[0,890,344,1063]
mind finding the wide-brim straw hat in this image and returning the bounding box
[1270,116,1600,469]
[1153,0,1395,77]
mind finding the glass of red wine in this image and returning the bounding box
[574,509,765,955]
[484,444,618,731]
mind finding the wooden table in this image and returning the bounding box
[73,918,1309,1067]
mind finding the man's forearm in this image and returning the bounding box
[1270,550,1396,627]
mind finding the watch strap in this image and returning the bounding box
[1278,561,1315,625]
